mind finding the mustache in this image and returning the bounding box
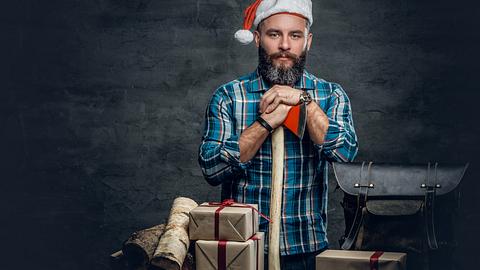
[269,51,299,60]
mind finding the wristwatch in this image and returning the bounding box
[299,91,312,105]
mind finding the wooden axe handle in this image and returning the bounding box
[269,126,284,270]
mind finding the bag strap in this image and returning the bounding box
[424,162,439,249]
[341,161,374,250]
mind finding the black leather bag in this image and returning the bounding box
[333,162,469,270]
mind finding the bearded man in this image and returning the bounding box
[198,0,358,268]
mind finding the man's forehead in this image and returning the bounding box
[260,13,309,31]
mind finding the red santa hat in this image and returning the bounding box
[234,0,313,45]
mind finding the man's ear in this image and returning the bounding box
[254,30,261,48]
[306,32,313,51]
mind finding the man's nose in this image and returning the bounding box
[279,35,290,51]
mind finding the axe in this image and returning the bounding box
[269,103,307,270]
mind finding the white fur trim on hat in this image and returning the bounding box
[234,29,254,45]
[253,0,313,28]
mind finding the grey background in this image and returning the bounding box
[1,0,479,269]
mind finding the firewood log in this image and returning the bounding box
[151,197,198,270]
[122,224,166,269]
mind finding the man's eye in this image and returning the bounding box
[292,34,303,39]
[269,33,279,38]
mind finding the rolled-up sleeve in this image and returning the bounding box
[316,84,358,162]
[198,87,250,186]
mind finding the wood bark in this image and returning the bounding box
[123,224,166,269]
[269,127,284,270]
[151,197,198,270]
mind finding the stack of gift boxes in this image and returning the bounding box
[188,200,408,270]
[189,200,264,270]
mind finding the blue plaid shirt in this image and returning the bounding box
[198,69,358,255]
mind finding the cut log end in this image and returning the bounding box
[123,224,166,268]
[122,243,149,268]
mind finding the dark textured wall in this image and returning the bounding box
[1,0,479,269]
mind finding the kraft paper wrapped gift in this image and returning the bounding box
[189,200,259,241]
[195,232,264,270]
[316,250,407,270]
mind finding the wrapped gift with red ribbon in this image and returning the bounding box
[195,232,264,270]
[316,250,407,270]
[189,199,269,242]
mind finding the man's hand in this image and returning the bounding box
[261,103,292,129]
[260,85,302,114]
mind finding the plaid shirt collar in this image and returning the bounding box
[248,68,316,93]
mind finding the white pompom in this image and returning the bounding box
[234,29,254,45]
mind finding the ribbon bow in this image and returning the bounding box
[208,198,235,207]
[208,199,271,222]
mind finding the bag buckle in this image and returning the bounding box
[420,183,441,189]
[354,183,375,188]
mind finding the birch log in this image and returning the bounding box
[122,224,166,268]
[151,197,198,270]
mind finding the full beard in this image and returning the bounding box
[257,46,307,86]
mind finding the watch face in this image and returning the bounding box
[301,92,311,103]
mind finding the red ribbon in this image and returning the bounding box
[369,251,384,270]
[200,199,270,240]
[218,240,227,270]
[217,235,261,270]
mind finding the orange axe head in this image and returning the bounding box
[283,103,307,140]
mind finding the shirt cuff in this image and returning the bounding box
[321,118,345,150]
[220,136,251,170]
[312,118,343,152]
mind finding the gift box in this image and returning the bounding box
[195,232,264,270]
[189,200,260,241]
[316,250,407,270]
